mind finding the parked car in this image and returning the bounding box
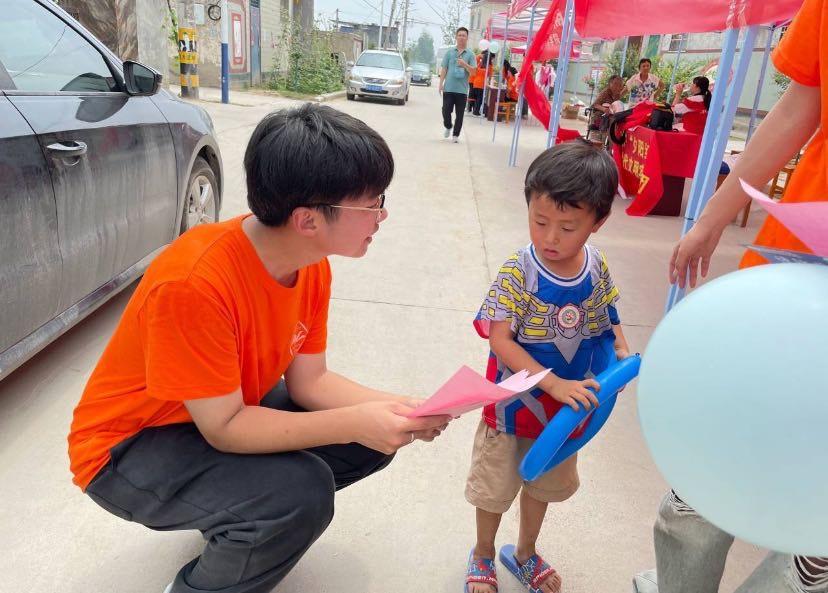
[0,0,223,380]
[410,63,432,86]
[346,50,411,105]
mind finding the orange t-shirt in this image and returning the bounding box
[67,215,331,490]
[473,59,490,89]
[741,0,828,267]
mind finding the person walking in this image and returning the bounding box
[439,27,476,143]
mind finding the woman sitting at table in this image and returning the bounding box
[672,76,711,134]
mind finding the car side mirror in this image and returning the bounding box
[123,61,161,96]
[405,67,413,73]
[346,60,355,68]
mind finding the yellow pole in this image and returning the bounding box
[178,27,199,98]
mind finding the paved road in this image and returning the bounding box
[0,83,766,593]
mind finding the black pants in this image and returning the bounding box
[86,382,393,593]
[442,91,468,137]
[470,87,484,115]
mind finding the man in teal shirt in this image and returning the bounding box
[439,27,476,143]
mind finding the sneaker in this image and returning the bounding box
[452,136,459,143]
[443,128,451,139]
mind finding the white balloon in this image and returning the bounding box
[478,39,490,51]
[488,40,501,54]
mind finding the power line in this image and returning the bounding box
[420,0,447,24]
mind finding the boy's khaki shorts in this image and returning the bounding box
[465,419,579,514]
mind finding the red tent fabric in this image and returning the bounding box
[572,0,803,38]
[507,0,539,19]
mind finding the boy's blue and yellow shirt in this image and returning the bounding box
[474,244,621,437]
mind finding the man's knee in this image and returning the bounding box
[291,453,336,536]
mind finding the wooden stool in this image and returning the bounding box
[497,101,516,123]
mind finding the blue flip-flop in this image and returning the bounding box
[499,544,560,593]
[465,548,498,592]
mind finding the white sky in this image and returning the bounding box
[314,0,465,49]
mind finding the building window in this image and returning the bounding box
[668,34,685,52]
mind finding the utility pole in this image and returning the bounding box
[386,0,397,49]
[334,8,339,31]
[400,0,410,51]
[378,0,384,49]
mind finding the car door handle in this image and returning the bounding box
[46,141,88,158]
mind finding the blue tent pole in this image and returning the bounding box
[546,0,576,148]
[509,4,538,166]
[666,34,686,103]
[694,25,760,216]
[491,17,511,142]
[664,27,740,312]
[480,28,494,124]
[747,25,774,143]
[619,36,630,75]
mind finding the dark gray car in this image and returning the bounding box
[0,0,223,380]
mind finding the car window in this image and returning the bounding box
[0,0,118,92]
[356,53,404,71]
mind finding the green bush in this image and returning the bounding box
[267,16,344,96]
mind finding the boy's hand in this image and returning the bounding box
[615,348,631,360]
[544,376,600,411]
[344,400,451,454]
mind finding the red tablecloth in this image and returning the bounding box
[612,127,702,216]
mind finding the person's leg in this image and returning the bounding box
[86,384,392,593]
[453,94,468,137]
[465,421,522,593]
[650,490,735,593]
[511,450,578,593]
[261,381,393,490]
[515,490,561,593]
[442,92,454,134]
[472,88,483,115]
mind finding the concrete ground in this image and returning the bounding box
[0,84,769,593]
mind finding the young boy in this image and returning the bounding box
[464,141,630,593]
[67,104,451,593]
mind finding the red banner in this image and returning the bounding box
[516,0,580,140]
[613,127,665,216]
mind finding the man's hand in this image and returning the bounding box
[456,58,468,69]
[343,400,452,454]
[543,376,600,411]
[669,219,724,289]
[438,82,444,95]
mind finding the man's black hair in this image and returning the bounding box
[244,103,394,227]
[639,58,652,67]
[456,27,469,35]
[524,139,618,221]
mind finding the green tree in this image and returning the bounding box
[412,31,435,66]
[267,14,344,95]
[439,0,466,45]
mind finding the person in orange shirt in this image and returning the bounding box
[471,51,490,117]
[67,104,452,593]
[655,0,828,591]
[669,0,827,286]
